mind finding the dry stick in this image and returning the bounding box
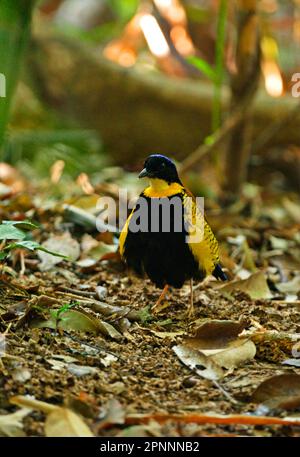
[55,291,143,322]
[180,109,243,175]
[56,286,97,298]
[125,413,300,427]
[212,380,239,405]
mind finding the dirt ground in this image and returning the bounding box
[1,257,300,437]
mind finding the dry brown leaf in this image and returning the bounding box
[10,396,93,437]
[251,374,300,410]
[0,408,31,437]
[45,407,94,437]
[276,276,300,295]
[183,320,256,370]
[201,339,256,370]
[252,374,300,409]
[282,359,300,368]
[38,232,80,270]
[219,271,272,300]
[67,364,98,377]
[172,344,224,380]
[186,319,247,349]
[97,398,125,430]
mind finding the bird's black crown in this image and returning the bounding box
[139,154,181,184]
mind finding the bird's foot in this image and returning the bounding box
[186,279,194,318]
[186,302,194,318]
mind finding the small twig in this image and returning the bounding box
[55,291,95,302]
[19,251,25,276]
[180,109,243,174]
[57,286,97,298]
[55,292,144,322]
[125,412,300,427]
[65,333,121,360]
[212,380,239,405]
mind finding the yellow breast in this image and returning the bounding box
[143,179,183,198]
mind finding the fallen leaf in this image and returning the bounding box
[187,319,247,349]
[269,236,291,251]
[99,320,123,340]
[0,409,31,437]
[51,354,79,363]
[276,276,300,295]
[282,359,300,368]
[219,271,272,300]
[46,359,68,371]
[33,308,122,339]
[117,420,163,437]
[100,353,118,367]
[201,339,256,370]
[10,396,93,437]
[34,309,101,334]
[96,285,107,300]
[251,374,300,410]
[45,408,94,437]
[11,396,58,414]
[97,398,125,430]
[183,320,256,370]
[37,232,80,270]
[67,364,98,377]
[282,198,300,223]
[81,234,99,253]
[11,367,31,383]
[173,344,224,380]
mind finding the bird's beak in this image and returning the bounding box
[138,168,150,179]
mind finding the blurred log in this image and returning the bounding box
[27,35,300,166]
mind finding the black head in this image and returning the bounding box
[138,154,181,184]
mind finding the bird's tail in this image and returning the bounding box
[213,263,227,281]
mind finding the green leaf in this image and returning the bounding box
[35,309,104,334]
[2,220,39,230]
[0,251,8,260]
[5,240,68,258]
[0,224,25,240]
[187,56,217,82]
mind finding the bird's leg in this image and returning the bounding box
[187,278,194,317]
[151,284,169,313]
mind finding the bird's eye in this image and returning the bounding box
[161,162,166,168]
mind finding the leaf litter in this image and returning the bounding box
[1,166,300,436]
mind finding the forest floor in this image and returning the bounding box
[1,168,300,437]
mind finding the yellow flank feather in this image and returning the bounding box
[119,209,134,257]
[143,179,183,198]
[182,192,219,276]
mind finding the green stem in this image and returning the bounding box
[0,0,35,153]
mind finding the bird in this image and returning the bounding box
[119,154,227,315]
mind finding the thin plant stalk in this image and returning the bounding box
[0,0,35,153]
